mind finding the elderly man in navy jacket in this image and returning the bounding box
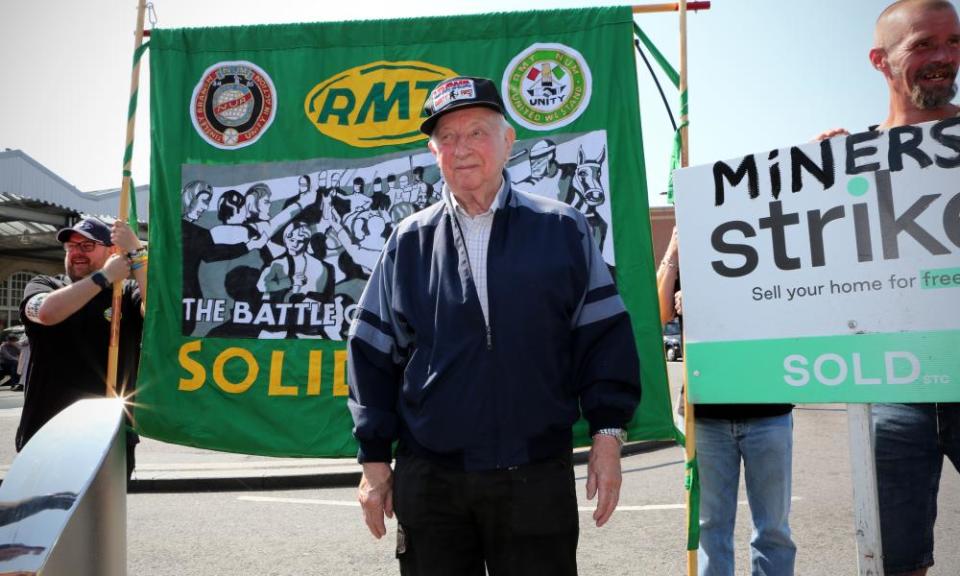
[347,76,641,576]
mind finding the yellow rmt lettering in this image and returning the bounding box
[177,341,350,398]
[304,60,458,148]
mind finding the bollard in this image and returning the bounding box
[0,398,127,575]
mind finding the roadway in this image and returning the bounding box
[121,402,959,575]
[2,365,958,574]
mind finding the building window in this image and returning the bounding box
[0,271,39,329]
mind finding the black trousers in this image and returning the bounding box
[392,453,579,576]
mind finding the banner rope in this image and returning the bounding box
[107,0,148,399]
[634,38,678,133]
[633,23,679,88]
[666,114,688,204]
[685,454,701,549]
[633,23,687,204]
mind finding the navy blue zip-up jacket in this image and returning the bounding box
[347,176,641,471]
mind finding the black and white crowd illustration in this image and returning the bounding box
[180,130,613,341]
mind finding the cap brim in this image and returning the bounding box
[56,228,106,245]
[419,102,506,136]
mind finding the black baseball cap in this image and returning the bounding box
[420,76,507,136]
[56,217,113,246]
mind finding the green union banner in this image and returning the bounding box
[137,6,676,456]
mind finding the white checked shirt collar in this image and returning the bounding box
[448,177,507,325]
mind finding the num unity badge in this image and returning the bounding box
[502,43,592,131]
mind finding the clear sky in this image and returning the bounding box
[2,0,952,207]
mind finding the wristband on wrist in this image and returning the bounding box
[128,254,148,265]
[90,270,111,291]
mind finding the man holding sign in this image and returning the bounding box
[867,3,959,575]
[819,1,960,574]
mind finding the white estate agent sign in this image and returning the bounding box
[673,117,960,404]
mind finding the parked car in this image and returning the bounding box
[0,325,25,343]
[663,318,682,362]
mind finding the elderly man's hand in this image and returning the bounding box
[358,462,394,539]
[586,434,622,528]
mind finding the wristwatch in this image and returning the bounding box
[90,270,111,291]
[593,428,627,447]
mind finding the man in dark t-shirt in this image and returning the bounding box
[17,217,146,478]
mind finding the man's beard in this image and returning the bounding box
[66,263,87,282]
[909,63,958,109]
[66,255,98,282]
[911,81,958,108]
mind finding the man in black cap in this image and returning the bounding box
[347,76,641,575]
[16,217,146,478]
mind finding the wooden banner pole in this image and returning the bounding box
[633,1,711,14]
[678,2,690,168]
[675,1,698,574]
[106,0,148,398]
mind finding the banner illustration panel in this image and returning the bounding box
[180,131,616,343]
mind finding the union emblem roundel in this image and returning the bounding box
[502,43,592,131]
[190,61,276,149]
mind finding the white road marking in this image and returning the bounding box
[601,504,686,512]
[239,495,360,507]
[599,497,801,513]
[239,495,801,511]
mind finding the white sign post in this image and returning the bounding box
[847,404,884,575]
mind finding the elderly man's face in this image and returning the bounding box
[428,107,515,200]
[63,232,110,281]
[882,5,960,109]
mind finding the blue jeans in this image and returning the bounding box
[874,403,960,575]
[696,413,796,576]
